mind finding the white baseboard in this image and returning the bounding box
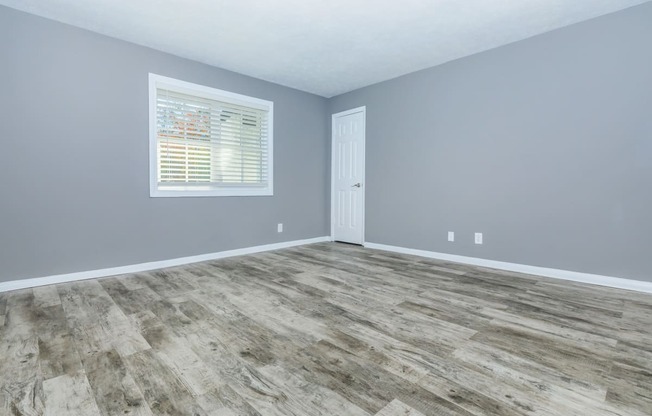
[364,242,652,294]
[0,236,331,293]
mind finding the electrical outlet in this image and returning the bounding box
[474,232,483,245]
[277,223,283,233]
[448,231,454,242]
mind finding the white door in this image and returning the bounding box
[332,107,366,245]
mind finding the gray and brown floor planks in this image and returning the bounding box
[1,242,651,415]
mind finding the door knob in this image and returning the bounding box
[352,183,361,188]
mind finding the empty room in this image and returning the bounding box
[1,0,651,415]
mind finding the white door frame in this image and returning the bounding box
[331,106,366,244]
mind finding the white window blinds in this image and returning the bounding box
[149,74,273,197]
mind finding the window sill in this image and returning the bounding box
[150,186,273,198]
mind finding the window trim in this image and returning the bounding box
[148,73,274,198]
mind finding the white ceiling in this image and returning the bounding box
[2,0,649,97]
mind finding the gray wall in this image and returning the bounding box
[329,2,652,282]
[2,3,651,285]
[0,6,329,283]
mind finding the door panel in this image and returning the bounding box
[332,108,365,244]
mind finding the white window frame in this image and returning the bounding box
[149,73,274,197]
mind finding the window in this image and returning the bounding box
[149,74,273,197]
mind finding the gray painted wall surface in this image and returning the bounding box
[2,3,651,285]
[329,2,652,282]
[0,6,329,283]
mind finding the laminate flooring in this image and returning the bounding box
[1,242,651,415]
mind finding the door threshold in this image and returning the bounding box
[333,241,363,247]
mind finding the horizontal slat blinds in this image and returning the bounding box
[156,88,270,188]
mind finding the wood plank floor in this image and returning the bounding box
[1,242,651,415]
